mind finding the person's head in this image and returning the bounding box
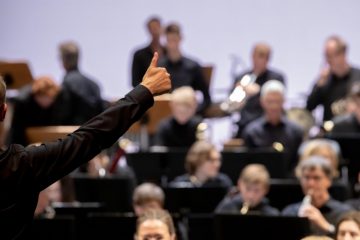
[260,80,285,124]
[133,183,165,216]
[295,156,334,204]
[324,35,348,76]
[237,164,270,207]
[164,23,181,53]
[146,16,162,41]
[299,139,340,178]
[170,86,197,124]
[59,41,80,71]
[135,208,176,240]
[0,76,8,122]
[252,43,271,75]
[32,76,61,109]
[185,141,221,179]
[336,211,360,240]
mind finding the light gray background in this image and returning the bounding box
[1,0,360,144]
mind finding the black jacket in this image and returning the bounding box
[0,85,153,239]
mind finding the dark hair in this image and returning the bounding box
[335,211,360,236]
[146,16,161,28]
[165,23,181,36]
[59,41,79,70]
[185,141,217,175]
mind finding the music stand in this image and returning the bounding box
[164,187,228,214]
[220,148,287,184]
[214,214,311,240]
[0,61,33,89]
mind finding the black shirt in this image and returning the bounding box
[0,85,153,240]
[215,194,280,216]
[306,67,360,121]
[242,116,303,172]
[233,69,286,138]
[158,56,212,114]
[282,198,353,235]
[331,114,360,134]
[153,117,202,147]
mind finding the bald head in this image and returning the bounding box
[59,41,80,71]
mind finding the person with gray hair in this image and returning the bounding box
[282,156,353,236]
[241,80,304,173]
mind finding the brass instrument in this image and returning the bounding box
[220,74,257,113]
[240,201,250,215]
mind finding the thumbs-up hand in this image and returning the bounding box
[141,52,171,96]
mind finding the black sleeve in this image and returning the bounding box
[192,65,212,114]
[131,51,144,87]
[306,84,324,111]
[153,120,167,146]
[25,85,154,190]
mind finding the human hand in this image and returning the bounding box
[316,67,330,87]
[301,205,333,232]
[141,52,171,96]
[243,83,260,96]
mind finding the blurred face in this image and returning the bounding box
[196,149,221,179]
[165,33,181,52]
[34,95,56,109]
[238,181,268,207]
[252,52,269,74]
[134,201,162,217]
[325,40,346,75]
[261,92,284,123]
[300,167,331,202]
[148,20,162,40]
[135,219,175,240]
[337,220,360,240]
[171,101,196,125]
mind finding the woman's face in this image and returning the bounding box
[135,219,175,240]
[197,149,221,178]
[337,220,360,240]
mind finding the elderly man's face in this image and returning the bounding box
[261,91,284,122]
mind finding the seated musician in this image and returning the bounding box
[282,156,353,236]
[153,86,202,147]
[169,140,232,189]
[215,164,279,215]
[242,80,304,173]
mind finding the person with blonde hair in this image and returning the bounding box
[153,86,202,147]
[298,138,341,178]
[215,164,279,215]
[170,140,232,189]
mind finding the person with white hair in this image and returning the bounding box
[282,156,353,236]
[241,80,304,173]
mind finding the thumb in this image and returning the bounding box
[149,52,159,68]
